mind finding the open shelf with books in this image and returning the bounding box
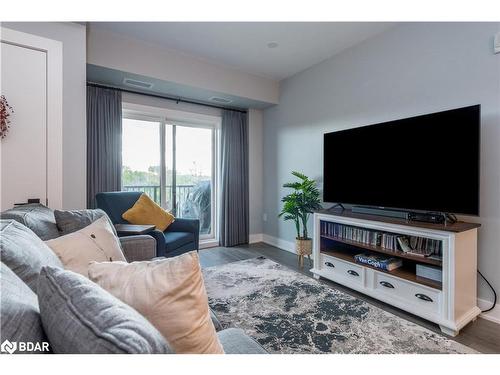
[320,221,443,266]
[311,209,481,336]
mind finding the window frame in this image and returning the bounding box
[122,103,221,243]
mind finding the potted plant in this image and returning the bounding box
[279,171,322,266]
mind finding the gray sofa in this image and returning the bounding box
[0,204,266,354]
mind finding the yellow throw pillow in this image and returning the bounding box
[45,216,126,277]
[122,193,175,231]
[88,252,224,354]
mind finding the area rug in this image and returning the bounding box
[202,257,477,354]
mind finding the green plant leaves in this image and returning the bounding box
[279,171,322,239]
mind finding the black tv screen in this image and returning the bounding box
[323,105,480,215]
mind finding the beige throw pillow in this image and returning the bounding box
[45,216,126,277]
[88,251,224,354]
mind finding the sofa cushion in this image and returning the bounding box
[0,220,63,293]
[164,231,194,250]
[0,203,59,240]
[122,193,175,232]
[45,216,126,277]
[37,266,172,354]
[217,328,267,354]
[0,262,49,353]
[88,252,224,354]
[54,208,117,236]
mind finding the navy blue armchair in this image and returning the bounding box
[96,191,200,258]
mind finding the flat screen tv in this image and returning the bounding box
[323,105,480,215]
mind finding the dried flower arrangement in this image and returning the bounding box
[1,95,14,139]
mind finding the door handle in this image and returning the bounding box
[347,270,359,277]
[324,262,335,268]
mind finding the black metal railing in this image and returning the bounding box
[122,185,194,214]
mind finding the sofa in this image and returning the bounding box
[0,203,157,262]
[0,204,266,354]
[96,191,199,258]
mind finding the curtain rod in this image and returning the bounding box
[86,82,248,114]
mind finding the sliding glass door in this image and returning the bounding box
[121,118,161,203]
[174,125,214,235]
[122,114,217,240]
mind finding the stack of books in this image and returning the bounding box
[397,236,441,257]
[321,222,381,246]
[354,253,403,271]
[381,233,401,251]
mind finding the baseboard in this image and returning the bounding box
[262,234,295,254]
[477,298,500,324]
[199,239,219,249]
[262,234,500,326]
[249,233,264,244]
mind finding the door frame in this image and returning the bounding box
[1,27,63,209]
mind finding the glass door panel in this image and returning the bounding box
[121,118,161,204]
[175,125,214,237]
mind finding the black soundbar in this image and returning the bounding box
[352,206,410,219]
[352,206,446,224]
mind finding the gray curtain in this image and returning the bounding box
[220,109,249,246]
[86,86,122,208]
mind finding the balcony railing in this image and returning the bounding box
[122,184,194,214]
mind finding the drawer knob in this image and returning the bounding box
[379,281,395,289]
[325,262,335,268]
[415,293,433,302]
[347,270,359,277]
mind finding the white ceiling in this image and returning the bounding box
[89,22,397,81]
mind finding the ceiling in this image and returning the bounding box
[89,22,397,81]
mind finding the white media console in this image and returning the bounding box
[310,210,481,336]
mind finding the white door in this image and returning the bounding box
[0,27,62,210]
[0,41,47,210]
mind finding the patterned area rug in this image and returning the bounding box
[203,257,477,354]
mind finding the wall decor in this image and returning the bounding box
[0,95,14,139]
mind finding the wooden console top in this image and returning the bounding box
[315,208,481,233]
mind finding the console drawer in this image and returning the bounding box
[320,254,365,287]
[373,271,441,315]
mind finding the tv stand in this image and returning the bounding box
[311,209,481,336]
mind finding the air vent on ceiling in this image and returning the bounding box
[209,96,233,104]
[123,78,154,89]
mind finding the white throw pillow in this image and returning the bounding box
[45,216,126,277]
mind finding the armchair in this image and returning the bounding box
[96,191,200,258]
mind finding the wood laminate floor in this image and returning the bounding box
[199,242,500,354]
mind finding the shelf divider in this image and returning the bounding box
[320,234,443,266]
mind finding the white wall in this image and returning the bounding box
[87,26,279,105]
[3,22,87,209]
[263,22,500,304]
